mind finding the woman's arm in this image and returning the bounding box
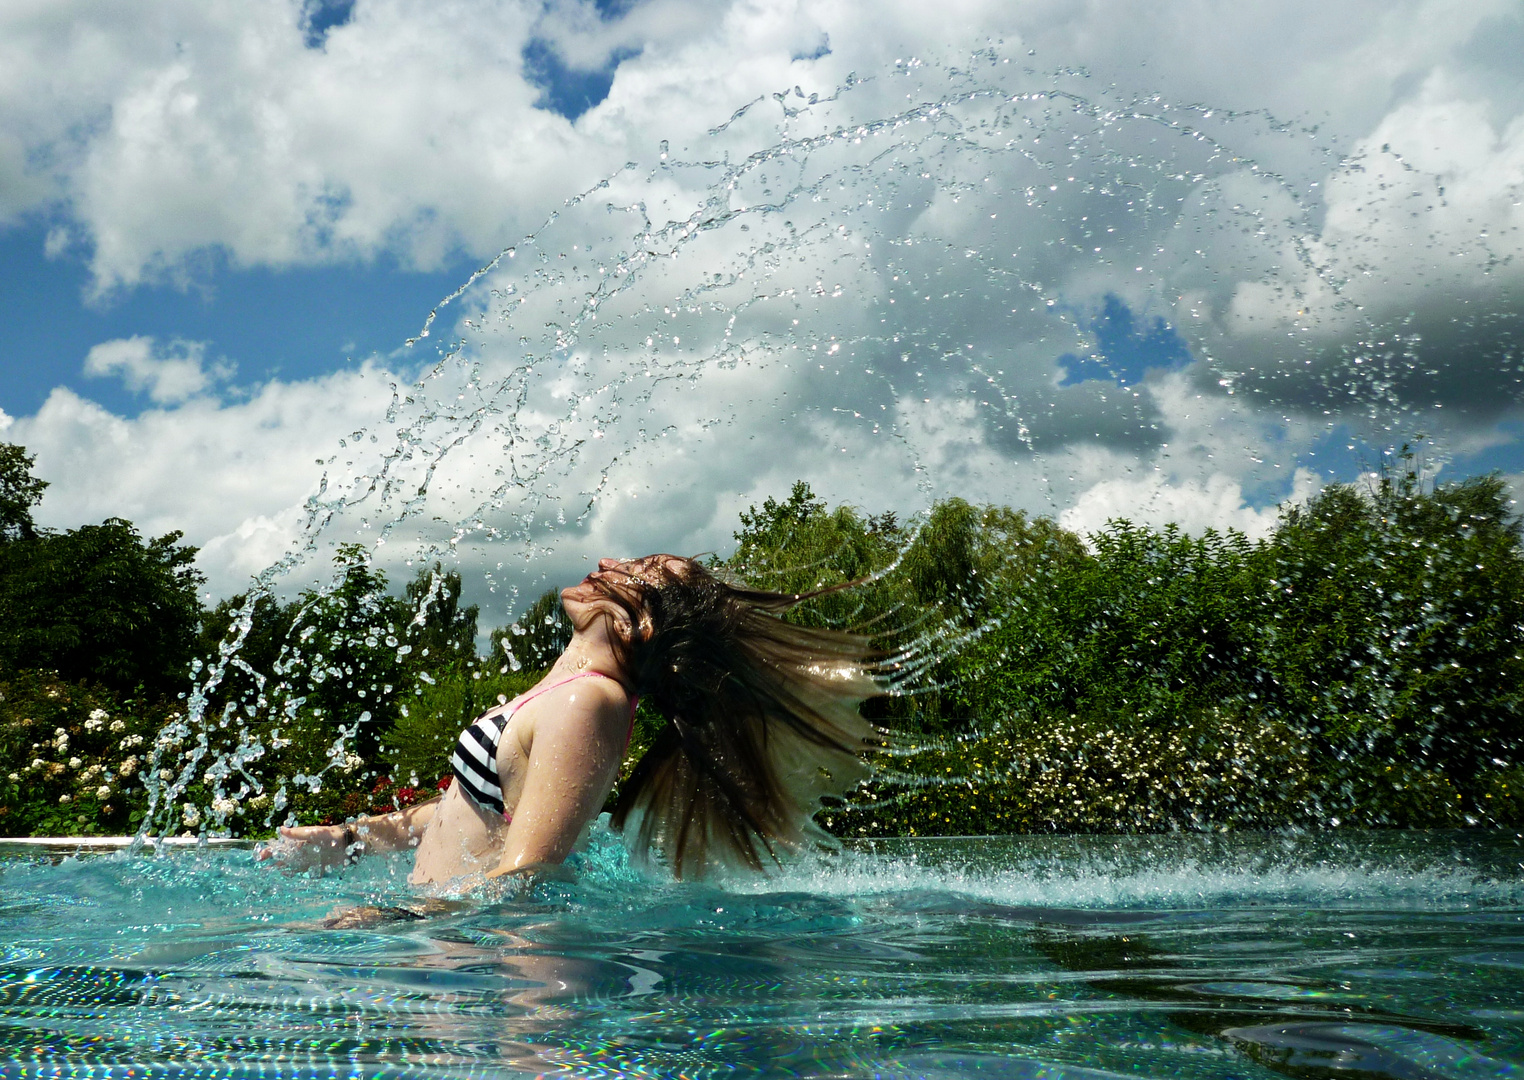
[256,796,440,871]
[351,796,441,851]
[485,695,626,879]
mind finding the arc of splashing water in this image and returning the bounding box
[132,66,1246,846]
[132,46,1443,849]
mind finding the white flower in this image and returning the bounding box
[119,734,144,750]
[119,757,138,777]
[68,757,82,769]
[341,752,364,774]
[109,719,126,733]
[182,805,201,827]
[6,773,17,782]
[58,794,70,804]
[88,708,108,722]
[30,758,43,770]
[95,785,111,799]
[211,797,236,816]
[158,769,173,781]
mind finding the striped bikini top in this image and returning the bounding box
[450,671,639,818]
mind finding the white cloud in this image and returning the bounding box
[1216,72,1524,343]
[10,366,399,597]
[82,335,230,404]
[3,0,1522,612]
[1060,467,1324,542]
[1502,472,1524,513]
[0,0,1496,295]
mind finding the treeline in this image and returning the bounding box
[0,444,565,836]
[729,467,1524,835]
[1,438,1521,839]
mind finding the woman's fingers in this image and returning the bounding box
[253,825,344,870]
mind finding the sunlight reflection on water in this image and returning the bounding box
[0,828,1518,1078]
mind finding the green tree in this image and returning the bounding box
[404,563,480,665]
[0,520,204,698]
[728,480,902,624]
[280,545,413,762]
[0,443,47,543]
[491,587,571,673]
[1261,466,1524,815]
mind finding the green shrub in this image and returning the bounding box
[379,661,536,792]
[0,672,165,836]
[819,707,1316,837]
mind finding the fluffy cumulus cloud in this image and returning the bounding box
[12,365,399,594]
[1060,468,1324,543]
[3,0,1523,611]
[82,336,231,404]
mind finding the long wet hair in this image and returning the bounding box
[577,556,881,878]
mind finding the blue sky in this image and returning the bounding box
[1,1,624,422]
[2,0,1520,607]
[1,221,477,419]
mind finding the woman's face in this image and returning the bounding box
[560,555,682,635]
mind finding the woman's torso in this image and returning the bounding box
[409,671,632,885]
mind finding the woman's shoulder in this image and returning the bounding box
[520,671,631,722]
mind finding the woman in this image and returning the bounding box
[262,554,881,883]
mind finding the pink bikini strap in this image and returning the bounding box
[494,671,640,825]
[503,670,639,724]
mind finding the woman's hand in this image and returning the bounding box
[254,823,356,872]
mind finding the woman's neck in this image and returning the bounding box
[549,626,625,687]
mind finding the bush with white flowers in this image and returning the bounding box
[0,672,167,837]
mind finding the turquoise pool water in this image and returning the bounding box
[0,829,1520,1078]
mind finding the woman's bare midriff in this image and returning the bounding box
[408,679,613,885]
[408,780,508,884]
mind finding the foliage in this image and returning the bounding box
[161,551,486,834]
[2,433,1522,841]
[957,522,1263,732]
[0,672,164,836]
[819,707,1320,837]
[801,461,1524,835]
[0,443,47,543]
[1256,467,1524,800]
[405,564,481,666]
[724,484,1087,737]
[0,519,204,700]
[491,588,572,673]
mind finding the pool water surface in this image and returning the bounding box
[0,828,1519,1079]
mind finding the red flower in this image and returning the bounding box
[437,775,453,791]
